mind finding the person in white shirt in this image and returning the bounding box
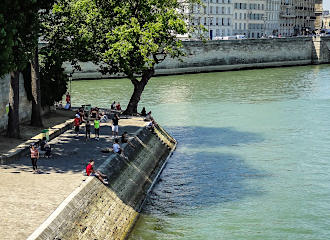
[113,138,122,154]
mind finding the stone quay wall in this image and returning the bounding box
[28,124,176,240]
[64,36,330,79]
[0,73,32,132]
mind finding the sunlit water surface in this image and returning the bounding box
[71,65,330,240]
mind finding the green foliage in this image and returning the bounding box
[46,0,202,78]
[0,0,38,76]
[23,48,69,107]
[39,50,68,107]
[0,0,56,77]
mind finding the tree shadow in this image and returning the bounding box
[141,126,267,215]
[0,125,141,174]
[166,126,264,148]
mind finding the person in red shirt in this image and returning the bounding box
[116,102,121,111]
[66,92,71,104]
[86,160,108,185]
[74,114,80,137]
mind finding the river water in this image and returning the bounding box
[71,65,330,240]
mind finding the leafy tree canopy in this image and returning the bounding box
[0,0,39,76]
[45,0,201,114]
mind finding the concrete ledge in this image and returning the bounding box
[0,118,74,164]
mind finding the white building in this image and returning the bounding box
[232,0,267,38]
[265,0,281,36]
[188,0,234,39]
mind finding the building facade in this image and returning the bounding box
[189,0,234,39]
[184,0,321,38]
[232,0,267,38]
[265,0,281,36]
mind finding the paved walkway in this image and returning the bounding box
[0,117,146,240]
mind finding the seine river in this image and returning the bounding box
[71,65,330,240]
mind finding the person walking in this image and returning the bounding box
[30,144,39,173]
[112,114,120,138]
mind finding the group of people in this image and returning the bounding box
[73,107,120,141]
[111,101,122,111]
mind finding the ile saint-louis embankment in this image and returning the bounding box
[1,36,330,240]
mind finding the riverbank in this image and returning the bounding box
[0,116,144,239]
[0,114,175,240]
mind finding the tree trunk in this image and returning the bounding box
[7,71,20,138]
[123,69,154,115]
[30,47,43,127]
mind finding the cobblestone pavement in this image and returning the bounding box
[0,117,146,240]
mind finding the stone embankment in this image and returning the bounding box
[64,36,330,79]
[27,122,176,240]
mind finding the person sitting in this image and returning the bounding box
[113,138,128,159]
[147,118,158,132]
[86,160,108,185]
[100,113,108,123]
[141,107,146,117]
[121,131,135,148]
[147,120,155,132]
[111,101,116,110]
[116,102,122,111]
[39,137,52,158]
[113,138,122,154]
[144,111,152,121]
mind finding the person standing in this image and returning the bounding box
[94,118,100,140]
[30,144,39,173]
[112,114,120,138]
[74,114,80,137]
[85,120,91,140]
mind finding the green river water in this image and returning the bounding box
[71,65,330,240]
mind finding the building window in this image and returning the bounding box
[227,7,230,14]
[216,6,219,14]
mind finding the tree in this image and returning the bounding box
[30,0,58,127]
[0,0,40,137]
[48,0,201,115]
